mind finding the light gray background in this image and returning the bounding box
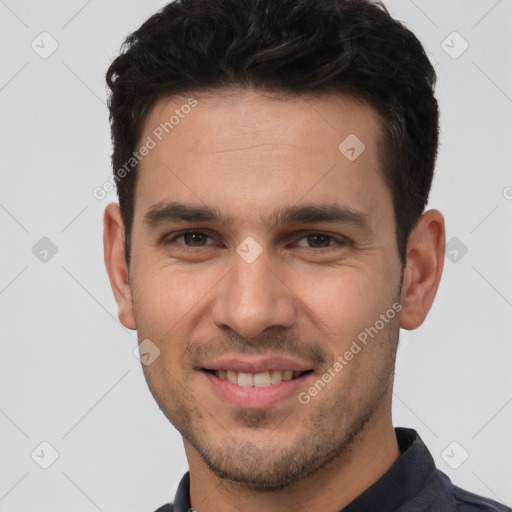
[0,0,511,511]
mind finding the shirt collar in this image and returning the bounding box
[342,427,438,511]
[171,427,437,512]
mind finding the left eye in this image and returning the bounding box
[294,233,345,249]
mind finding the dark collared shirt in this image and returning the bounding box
[153,427,511,512]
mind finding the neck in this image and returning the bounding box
[185,390,400,512]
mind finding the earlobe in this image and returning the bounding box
[103,203,137,330]
[399,209,445,331]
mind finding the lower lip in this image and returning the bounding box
[202,371,312,409]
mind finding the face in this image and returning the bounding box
[124,90,405,488]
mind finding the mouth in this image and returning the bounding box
[202,368,313,388]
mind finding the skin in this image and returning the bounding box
[104,88,445,512]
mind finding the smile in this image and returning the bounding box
[204,369,312,387]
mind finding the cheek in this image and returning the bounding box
[294,269,391,343]
[132,265,208,339]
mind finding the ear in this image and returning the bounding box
[103,203,136,330]
[399,209,445,330]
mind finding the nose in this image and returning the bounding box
[211,250,297,340]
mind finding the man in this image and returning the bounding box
[103,0,511,511]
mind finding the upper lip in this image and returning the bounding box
[201,356,313,373]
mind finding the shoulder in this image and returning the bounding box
[426,468,511,512]
[152,504,174,512]
[452,483,511,511]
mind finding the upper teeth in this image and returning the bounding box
[215,369,298,387]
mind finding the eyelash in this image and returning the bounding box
[163,230,349,251]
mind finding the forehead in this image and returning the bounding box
[134,89,391,226]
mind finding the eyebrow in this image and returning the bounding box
[144,200,372,233]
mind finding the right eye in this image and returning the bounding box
[164,231,217,248]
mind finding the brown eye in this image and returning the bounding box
[182,232,209,246]
[166,231,214,247]
[306,234,331,248]
[294,233,347,249]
